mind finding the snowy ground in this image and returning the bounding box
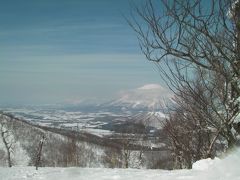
[1,149,240,180]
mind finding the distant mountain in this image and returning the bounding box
[0,84,171,137]
[55,84,172,113]
[132,111,166,127]
[106,84,172,111]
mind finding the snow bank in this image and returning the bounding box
[192,148,240,179]
[192,157,220,171]
[0,149,240,180]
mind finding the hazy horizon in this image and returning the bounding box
[0,0,168,105]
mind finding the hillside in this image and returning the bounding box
[0,113,170,169]
[0,113,113,167]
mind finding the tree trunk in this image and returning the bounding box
[124,151,129,168]
[1,131,12,167]
[35,135,45,170]
[226,129,237,150]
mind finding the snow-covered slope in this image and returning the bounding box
[1,149,240,180]
[110,84,172,110]
[131,111,166,128]
[0,114,117,168]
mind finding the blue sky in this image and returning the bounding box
[0,0,164,105]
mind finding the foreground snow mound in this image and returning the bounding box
[0,149,240,180]
[192,157,221,171]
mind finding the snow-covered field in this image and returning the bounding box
[1,149,240,180]
[0,107,117,136]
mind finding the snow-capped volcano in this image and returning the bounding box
[138,84,164,90]
[111,84,172,110]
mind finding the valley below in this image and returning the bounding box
[0,102,170,170]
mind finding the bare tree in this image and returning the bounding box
[0,124,14,167]
[0,115,15,167]
[35,135,46,170]
[103,147,123,168]
[63,136,78,167]
[109,121,148,168]
[162,86,219,168]
[130,0,240,150]
[118,133,133,168]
